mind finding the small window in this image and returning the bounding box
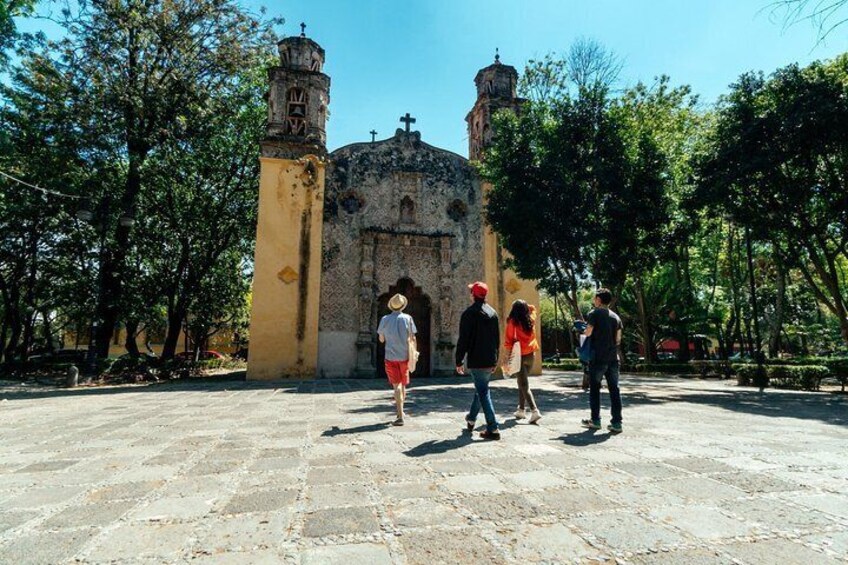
[447,199,468,221]
[310,51,322,72]
[339,191,364,214]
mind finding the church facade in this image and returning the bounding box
[246,31,540,380]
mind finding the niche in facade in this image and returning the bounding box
[400,196,416,224]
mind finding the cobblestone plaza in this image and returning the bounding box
[1,372,846,564]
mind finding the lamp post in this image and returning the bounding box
[75,196,136,376]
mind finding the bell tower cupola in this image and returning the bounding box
[465,49,524,161]
[264,23,331,159]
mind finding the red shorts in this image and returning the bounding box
[385,360,410,386]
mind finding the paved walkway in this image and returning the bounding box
[0,371,846,564]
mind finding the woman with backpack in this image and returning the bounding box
[502,299,542,424]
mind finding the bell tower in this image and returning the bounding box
[466,50,523,161]
[248,24,330,380]
[467,52,541,376]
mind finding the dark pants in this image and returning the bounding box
[588,359,622,424]
[516,353,537,411]
[467,368,499,433]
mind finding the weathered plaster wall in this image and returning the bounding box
[247,156,326,380]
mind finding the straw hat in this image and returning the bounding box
[388,293,408,312]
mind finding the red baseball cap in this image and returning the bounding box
[468,281,488,299]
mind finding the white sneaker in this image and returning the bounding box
[514,408,526,420]
[529,410,542,424]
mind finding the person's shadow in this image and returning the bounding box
[404,432,475,457]
[557,429,613,446]
[321,423,390,437]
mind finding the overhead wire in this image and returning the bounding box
[0,170,81,200]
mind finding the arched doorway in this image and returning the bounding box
[376,278,431,378]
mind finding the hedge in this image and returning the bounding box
[629,363,692,374]
[735,364,829,391]
[543,359,583,371]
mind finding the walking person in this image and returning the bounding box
[456,281,501,440]
[502,300,542,424]
[378,293,417,426]
[580,288,624,433]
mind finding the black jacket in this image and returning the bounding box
[455,299,500,369]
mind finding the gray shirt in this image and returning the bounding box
[377,312,417,362]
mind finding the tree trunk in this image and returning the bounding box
[768,252,786,358]
[634,276,654,363]
[124,319,141,357]
[4,314,21,364]
[41,311,56,353]
[162,301,186,360]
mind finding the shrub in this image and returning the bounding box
[734,363,828,391]
[630,363,693,375]
[543,359,583,371]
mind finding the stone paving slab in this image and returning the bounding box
[0,372,846,564]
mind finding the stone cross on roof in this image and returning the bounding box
[400,113,416,133]
[370,130,378,142]
[300,22,306,37]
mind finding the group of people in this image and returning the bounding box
[377,281,623,438]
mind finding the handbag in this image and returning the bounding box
[506,323,522,376]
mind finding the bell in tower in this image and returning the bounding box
[465,49,524,161]
[264,23,331,159]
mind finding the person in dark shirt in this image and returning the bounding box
[456,281,501,440]
[580,288,624,433]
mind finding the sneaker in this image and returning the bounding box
[581,419,601,430]
[607,423,622,434]
[392,418,404,426]
[529,409,542,424]
[465,418,475,431]
[479,430,501,440]
[513,408,526,420]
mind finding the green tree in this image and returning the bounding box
[0,0,35,68]
[21,0,279,360]
[695,55,848,346]
[134,60,266,359]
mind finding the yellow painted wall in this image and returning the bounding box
[63,327,238,358]
[247,155,326,380]
[481,181,542,375]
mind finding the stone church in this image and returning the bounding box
[247,29,540,380]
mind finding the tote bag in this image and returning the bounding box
[407,318,419,373]
[506,324,522,376]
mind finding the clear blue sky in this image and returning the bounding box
[16,0,848,155]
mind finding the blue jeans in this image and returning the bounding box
[588,359,622,425]
[467,368,499,433]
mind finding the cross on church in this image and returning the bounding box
[370,130,378,142]
[300,22,306,37]
[400,113,416,133]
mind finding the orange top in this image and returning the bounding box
[504,305,540,356]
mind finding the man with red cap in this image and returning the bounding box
[456,281,501,439]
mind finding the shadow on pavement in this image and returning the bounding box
[321,423,391,436]
[558,429,614,446]
[403,432,475,457]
